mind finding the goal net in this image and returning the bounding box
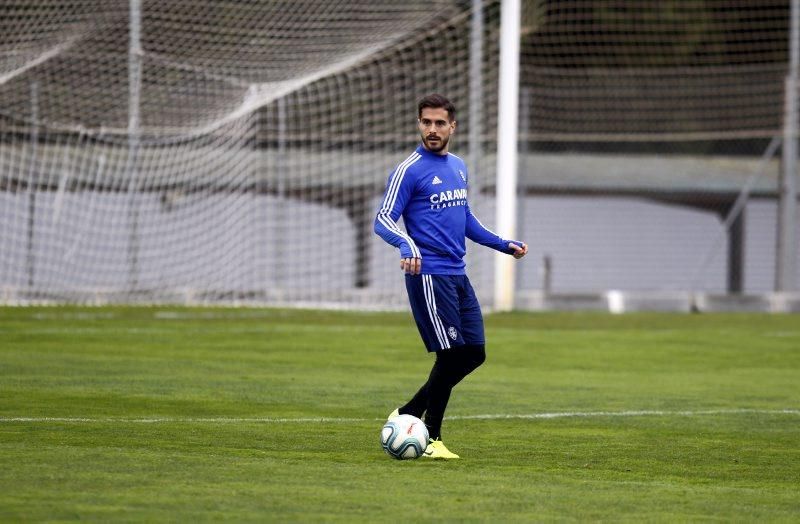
[0,1,795,307]
[1,0,500,307]
[514,1,793,297]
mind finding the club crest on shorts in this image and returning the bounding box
[448,326,458,340]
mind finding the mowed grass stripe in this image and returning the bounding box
[1,307,798,521]
[2,408,799,424]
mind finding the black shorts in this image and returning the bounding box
[404,273,485,352]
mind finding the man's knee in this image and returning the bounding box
[465,344,486,369]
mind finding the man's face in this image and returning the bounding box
[418,107,455,154]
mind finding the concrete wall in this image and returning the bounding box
[3,191,798,307]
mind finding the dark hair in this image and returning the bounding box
[418,94,456,121]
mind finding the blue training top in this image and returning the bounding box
[374,144,519,275]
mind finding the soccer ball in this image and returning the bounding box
[380,414,429,460]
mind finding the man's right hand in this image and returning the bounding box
[400,257,422,275]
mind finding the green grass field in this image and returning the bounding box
[1,307,798,521]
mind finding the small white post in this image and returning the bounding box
[776,0,800,292]
[493,0,521,311]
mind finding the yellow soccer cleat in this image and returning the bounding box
[387,408,400,420]
[423,438,460,459]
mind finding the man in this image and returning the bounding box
[374,93,528,459]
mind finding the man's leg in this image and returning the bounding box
[420,274,488,436]
[398,274,462,419]
[399,380,428,418]
[458,343,486,378]
[398,275,489,445]
[423,276,488,458]
[398,344,484,419]
[421,351,456,440]
[422,344,486,439]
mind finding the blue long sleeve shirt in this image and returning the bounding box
[374,144,518,275]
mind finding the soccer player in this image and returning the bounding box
[374,93,528,459]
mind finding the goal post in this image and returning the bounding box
[776,0,800,292]
[493,0,521,312]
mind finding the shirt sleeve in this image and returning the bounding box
[465,201,521,254]
[374,164,421,259]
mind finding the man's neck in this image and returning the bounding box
[422,144,449,156]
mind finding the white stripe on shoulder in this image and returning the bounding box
[380,152,421,215]
[447,152,464,161]
[377,151,422,258]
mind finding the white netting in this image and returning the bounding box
[1,0,498,306]
[1,1,797,306]
[514,1,798,296]
[519,2,788,140]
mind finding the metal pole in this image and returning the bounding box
[128,0,141,137]
[468,0,483,181]
[127,0,142,292]
[493,0,521,311]
[776,0,800,292]
[275,96,287,289]
[690,136,781,291]
[26,81,39,289]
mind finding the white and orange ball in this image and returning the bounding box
[380,414,429,460]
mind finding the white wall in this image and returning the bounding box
[2,191,798,302]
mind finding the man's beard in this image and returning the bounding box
[423,134,449,153]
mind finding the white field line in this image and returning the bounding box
[451,408,800,420]
[1,409,798,424]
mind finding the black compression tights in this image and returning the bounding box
[398,344,486,440]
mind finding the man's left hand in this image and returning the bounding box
[509,242,528,259]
